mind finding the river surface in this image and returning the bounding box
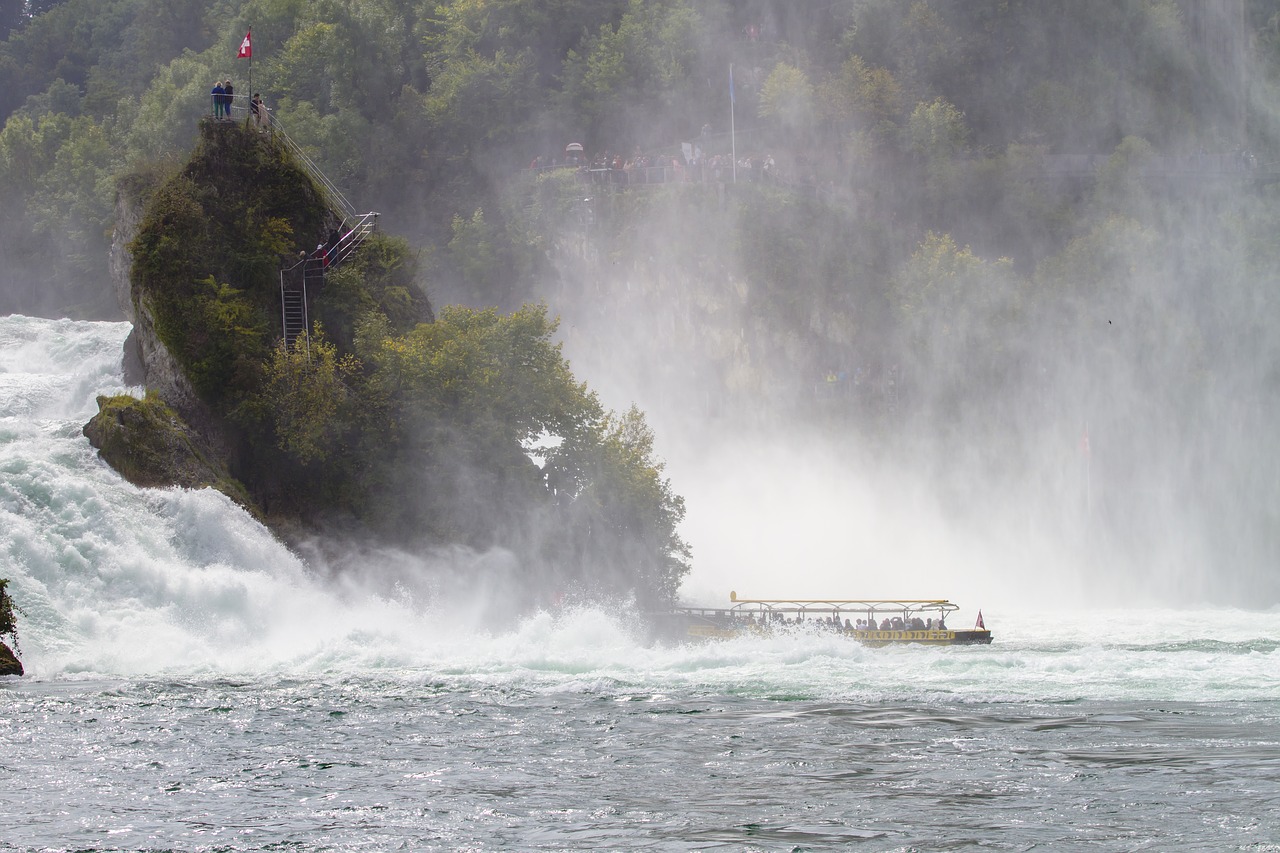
[2,315,1279,851]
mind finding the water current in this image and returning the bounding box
[1,315,1278,851]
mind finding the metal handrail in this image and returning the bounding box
[266,111,358,220]
[216,93,358,220]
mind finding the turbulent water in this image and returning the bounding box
[2,314,1279,852]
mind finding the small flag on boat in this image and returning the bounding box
[975,610,985,630]
[237,30,252,59]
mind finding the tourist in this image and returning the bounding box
[250,93,267,129]
[211,81,225,118]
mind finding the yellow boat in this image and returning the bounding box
[649,592,993,646]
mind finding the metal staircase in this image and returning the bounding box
[281,286,308,352]
[278,211,380,358]
[250,95,380,359]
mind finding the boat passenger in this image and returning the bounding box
[879,618,891,630]
[844,619,853,630]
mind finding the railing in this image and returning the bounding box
[278,212,379,357]
[330,212,379,266]
[204,93,381,357]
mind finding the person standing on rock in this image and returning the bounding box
[211,80,225,118]
[250,93,266,129]
[223,79,235,119]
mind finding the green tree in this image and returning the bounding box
[818,55,902,147]
[28,114,123,271]
[892,232,1023,414]
[446,207,504,303]
[557,0,705,146]
[549,405,690,607]
[758,61,814,132]
[0,578,18,653]
[905,96,968,159]
[262,330,362,465]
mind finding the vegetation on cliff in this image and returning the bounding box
[0,578,22,676]
[105,119,689,607]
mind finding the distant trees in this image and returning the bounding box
[3,0,1280,600]
[757,61,813,134]
[1,0,1273,315]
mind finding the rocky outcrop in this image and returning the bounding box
[83,393,256,513]
[109,164,236,466]
[0,641,22,677]
[111,177,208,422]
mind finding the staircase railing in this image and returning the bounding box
[227,94,358,221]
[331,212,380,264]
[278,212,380,358]
[213,96,380,358]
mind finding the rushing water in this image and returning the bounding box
[2,315,1279,852]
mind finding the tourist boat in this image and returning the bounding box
[647,592,993,646]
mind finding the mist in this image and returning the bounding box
[515,1,1280,611]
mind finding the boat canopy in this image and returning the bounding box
[724,592,960,617]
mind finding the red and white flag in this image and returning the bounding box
[237,30,252,59]
[975,610,985,630]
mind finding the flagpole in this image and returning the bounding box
[730,63,737,183]
[1085,421,1092,517]
[237,29,253,120]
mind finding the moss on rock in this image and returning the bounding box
[83,392,257,514]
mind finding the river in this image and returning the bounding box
[2,315,1278,851]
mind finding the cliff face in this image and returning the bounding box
[111,175,202,412]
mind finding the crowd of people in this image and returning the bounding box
[724,610,949,632]
[529,146,781,187]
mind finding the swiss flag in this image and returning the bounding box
[237,30,252,59]
[975,610,985,630]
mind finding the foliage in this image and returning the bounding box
[446,208,503,302]
[261,330,362,464]
[314,230,430,350]
[0,578,19,653]
[361,303,597,452]
[548,405,690,607]
[817,54,903,145]
[7,0,1280,602]
[129,121,328,404]
[758,61,814,131]
[892,232,1022,404]
[558,0,705,146]
[905,96,968,160]
[342,302,689,601]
